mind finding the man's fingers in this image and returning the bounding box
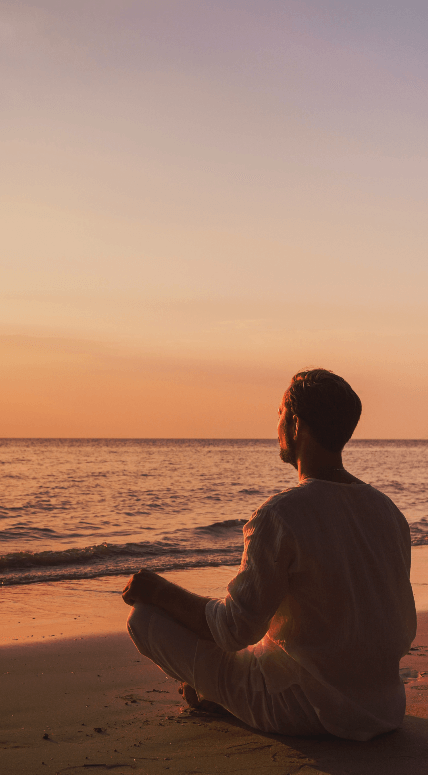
[122,589,135,606]
[122,576,136,602]
[122,574,137,595]
[121,569,159,606]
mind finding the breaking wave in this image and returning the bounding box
[0,518,246,586]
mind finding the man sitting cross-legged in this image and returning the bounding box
[122,369,416,740]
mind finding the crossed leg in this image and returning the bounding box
[126,602,326,736]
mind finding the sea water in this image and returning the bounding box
[1,438,427,589]
[1,439,427,641]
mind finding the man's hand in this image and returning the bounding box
[122,569,167,607]
[122,568,215,642]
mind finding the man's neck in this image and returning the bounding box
[297,450,361,485]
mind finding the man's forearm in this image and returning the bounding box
[152,577,215,641]
[122,569,216,642]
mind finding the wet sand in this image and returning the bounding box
[1,556,428,775]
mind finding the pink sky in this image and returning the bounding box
[1,1,427,437]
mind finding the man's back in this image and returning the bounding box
[206,479,417,740]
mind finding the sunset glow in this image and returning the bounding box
[2,1,427,437]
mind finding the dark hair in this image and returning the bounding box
[284,369,362,453]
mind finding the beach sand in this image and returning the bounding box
[2,555,428,775]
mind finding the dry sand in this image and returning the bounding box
[1,557,428,775]
[1,617,428,775]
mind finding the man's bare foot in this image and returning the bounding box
[178,682,200,708]
[178,682,228,715]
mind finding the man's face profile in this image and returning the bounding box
[277,395,298,469]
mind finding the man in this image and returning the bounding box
[123,369,416,740]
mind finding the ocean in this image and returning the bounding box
[1,438,428,590]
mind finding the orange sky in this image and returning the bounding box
[1,1,427,437]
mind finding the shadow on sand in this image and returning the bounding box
[197,709,428,775]
[286,715,428,775]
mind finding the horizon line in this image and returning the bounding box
[0,437,427,442]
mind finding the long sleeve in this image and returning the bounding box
[205,504,294,651]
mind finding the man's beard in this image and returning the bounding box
[279,421,298,469]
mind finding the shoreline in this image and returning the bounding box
[2,547,428,647]
[0,566,237,647]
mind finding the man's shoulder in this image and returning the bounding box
[255,485,308,516]
[249,481,409,546]
[257,480,406,519]
[361,484,409,524]
[243,487,303,538]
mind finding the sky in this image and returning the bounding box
[1,0,427,437]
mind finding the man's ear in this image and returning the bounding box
[292,415,299,439]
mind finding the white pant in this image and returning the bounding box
[127,603,326,736]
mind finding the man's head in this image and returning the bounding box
[278,369,362,462]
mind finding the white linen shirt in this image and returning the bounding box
[205,479,417,740]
